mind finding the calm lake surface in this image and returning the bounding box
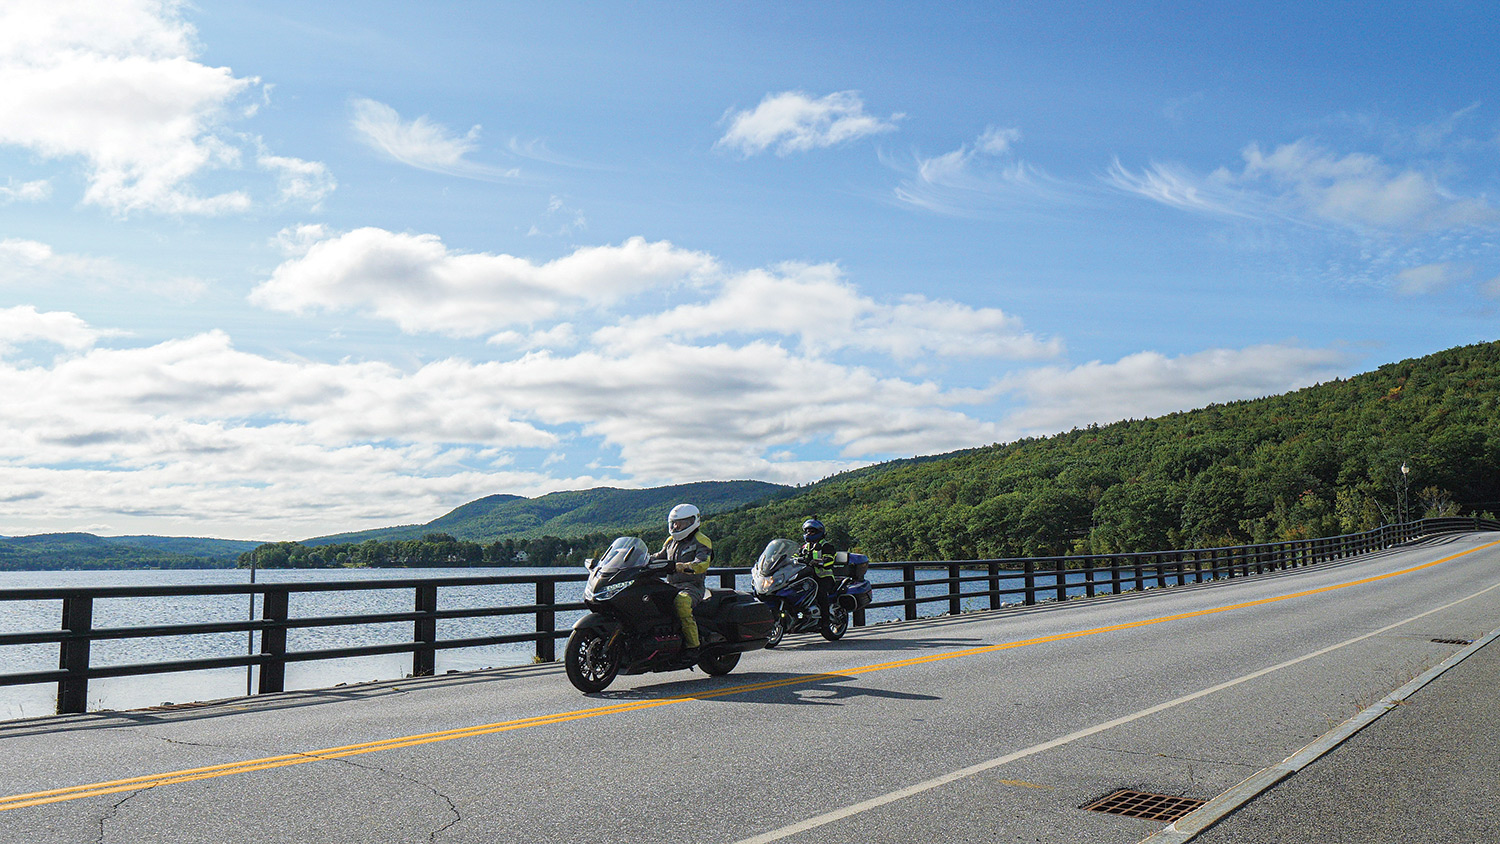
[0,564,1105,719]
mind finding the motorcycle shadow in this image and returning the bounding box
[770,633,984,653]
[589,671,941,706]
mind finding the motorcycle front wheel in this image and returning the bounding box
[697,651,740,676]
[820,604,849,641]
[565,627,620,693]
[765,609,789,649]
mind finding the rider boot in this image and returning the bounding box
[674,591,700,657]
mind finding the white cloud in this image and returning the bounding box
[0,236,205,297]
[1484,275,1500,300]
[892,127,1078,216]
[1112,139,1498,235]
[1396,262,1469,296]
[996,344,1350,435]
[258,152,336,207]
[717,90,901,157]
[251,228,720,336]
[0,305,102,353]
[0,178,50,202]
[351,98,519,179]
[598,262,1062,362]
[0,0,328,214]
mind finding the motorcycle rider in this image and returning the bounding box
[799,518,838,620]
[653,503,713,655]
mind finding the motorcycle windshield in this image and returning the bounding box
[595,536,651,575]
[753,539,799,577]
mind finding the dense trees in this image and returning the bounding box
[232,340,1500,569]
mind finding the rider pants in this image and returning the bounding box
[674,591,700,648]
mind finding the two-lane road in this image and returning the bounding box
[4,533,1498,843]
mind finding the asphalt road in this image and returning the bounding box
[3,533,1498,844]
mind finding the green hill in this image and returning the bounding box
[701,339,1500,564]
[0,533,258,571]
[304,480,793,545]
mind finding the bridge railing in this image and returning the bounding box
[1,516,1494,714]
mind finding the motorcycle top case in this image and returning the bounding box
[720,594,776,641]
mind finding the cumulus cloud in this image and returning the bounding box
[0,317,1008,537]
[0,0,329,214]
[996,344,1350,435]
[351,98,519,179]
[0,305,103,353]
[252,228,720,336]
[598,261,1062,362]
[717,90,901,157]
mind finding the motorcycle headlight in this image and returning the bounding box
[586,579,630,602]
[753,574,772,592]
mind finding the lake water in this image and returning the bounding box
[0,564,1110,719]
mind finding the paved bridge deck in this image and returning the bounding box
[2,533,1497,843]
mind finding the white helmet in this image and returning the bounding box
[668,503,700,540]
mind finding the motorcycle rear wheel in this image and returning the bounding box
[697,651,740,676]
[564,627,620,693]
[820,604,849,641]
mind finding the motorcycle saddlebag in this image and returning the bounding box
[720,595,776,642]
[838,578,873,610]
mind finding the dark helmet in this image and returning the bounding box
[801,518,825,544]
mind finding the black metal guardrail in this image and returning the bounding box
[2,517,1495,714]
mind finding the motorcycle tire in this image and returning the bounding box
[765,610,790,649]
[697,651,740,676]
[820,604,849,641]
[564,627,620,693]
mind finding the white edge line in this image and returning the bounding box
[733,573,1500,844]
[1141,623,1500,844]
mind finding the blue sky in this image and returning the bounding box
[1,1,1496,540]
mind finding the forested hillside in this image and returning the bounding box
[304,480,790,545]
[232,339,1500,570]
[702,340,1500,564]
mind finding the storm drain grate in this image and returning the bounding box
[1432,638,1473,645]
[1081,790,1206,822]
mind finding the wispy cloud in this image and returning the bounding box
[1110,138,1499,235]
[351,98,519,180]
[0,178,50,203]
[892,127,1080,217]
[717,90,901,157]
[1396,262,1470,296]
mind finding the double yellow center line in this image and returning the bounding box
[4,538,1495,812]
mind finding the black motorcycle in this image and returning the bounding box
[750,538,873,648]
[564,537,775,693]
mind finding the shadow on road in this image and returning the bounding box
[591,671,942,706]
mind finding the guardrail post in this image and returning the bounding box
[536,580,556,663]
[988,562,1001,609]
[1109,557,1121,595]
[719,571,736,590]
[1024,560,1037,605]
[1055,562,1067,603]
[949,563,962,615]
[1084,562,1097,598]
[903,564,918,620]
[57,595,93,715]
[413,585,437,677]
[1133,559,1145,592]
[258,587,289,695]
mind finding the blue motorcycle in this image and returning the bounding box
[750,538,873,648]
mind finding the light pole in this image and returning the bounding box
[1400,461,1410,525]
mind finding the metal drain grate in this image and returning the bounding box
[1432,638,1473,645]
[1081,790,1206,822]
